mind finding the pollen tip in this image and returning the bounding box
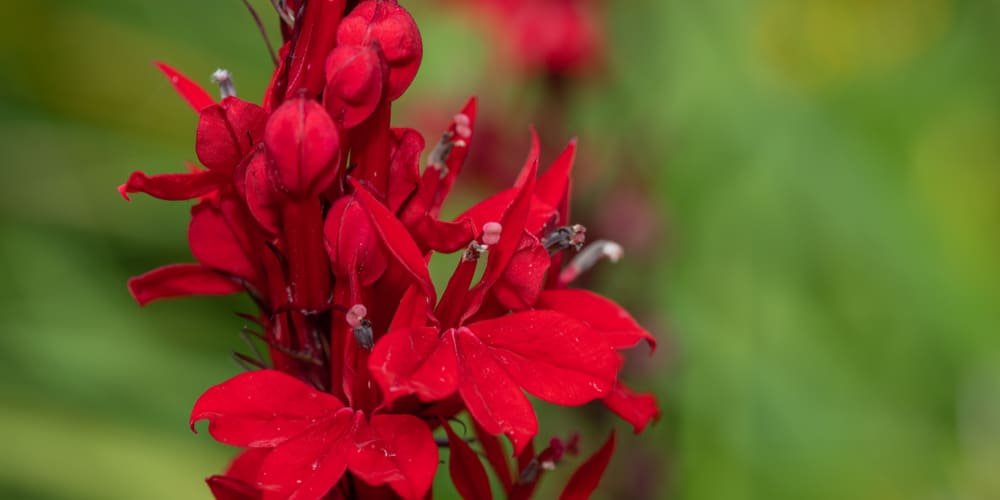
[346,304,368,327]
[482,221,502,245]
[602,241,624,262]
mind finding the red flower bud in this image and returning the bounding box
[264,97,341,197]
[324,43,389,128]
[338,0,422,101]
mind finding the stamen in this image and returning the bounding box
[346,304,374,350]
[463,241,488,261]
[482,222,502,246]
[543,224,587,254]
[453,113,472,139]
[559,239,624,285]
[211,69,237,98]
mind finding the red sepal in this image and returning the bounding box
[558,431,616,500]
[443,419,493,500]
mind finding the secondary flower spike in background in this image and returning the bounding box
[120,0,659,498]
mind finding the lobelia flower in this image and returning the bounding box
[121,0,658,498]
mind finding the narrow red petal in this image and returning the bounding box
[537,289,656,351]
[128,263,241,306]
[350,414,438,500]
[533,139,576,219]
[602,382,660,433]
[154,61,215,112]
[473,420,514,493]
[558,431,616,500]
[190,370,344,448]
[443,419,493,500]
[350,178,436,303]
[118,169,223,201]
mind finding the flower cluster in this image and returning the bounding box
[121,1,657,498]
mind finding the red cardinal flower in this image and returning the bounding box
[121,0,658,498]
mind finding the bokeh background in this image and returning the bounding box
[2,0,999,498]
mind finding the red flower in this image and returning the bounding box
[122,0,658,497]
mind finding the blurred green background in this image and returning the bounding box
[1,0,999,498]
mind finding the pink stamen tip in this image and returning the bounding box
[482,222,502,245]
[453,113,472,139]
[346,304,367,327]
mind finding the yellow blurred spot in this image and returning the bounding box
[754,0,953,91]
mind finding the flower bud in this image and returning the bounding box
[324,44,389,128]
[337,0,422,101]
[264,97,340,197]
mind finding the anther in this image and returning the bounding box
[346,304,374,350]
[211,69,237,98]
[482,222,502,246]
[559,239,624,285]
[453,113,472,139]
[543,224,586,254]
[427,131,456,177]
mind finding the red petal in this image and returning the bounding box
[368,327,457,405]
[468,311,619,405]
[350,414,438,500]
[256,408,356,500]
[533,139,576,223]
[460,132,539,321]
[491,234,550,311]
[388,284,432,332]
[128,263,241,306]
[602,382,660,433]
[453,328,537,455]
[350,178,436,303]
[242,148,282,234]
[206,475,261,500]
[118,169,223,201]
[265,97,341,196]
[324,44,389,128]
[154,61,215,112]
[190,370,344,448]
[537,289,656,351]
[387,127,424,213]
[443,419,493,500]
[338,0,422,100]
[189,199,257,280]
[225,448,271,483]
[472,420,514,493]
[558,431,616,500]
